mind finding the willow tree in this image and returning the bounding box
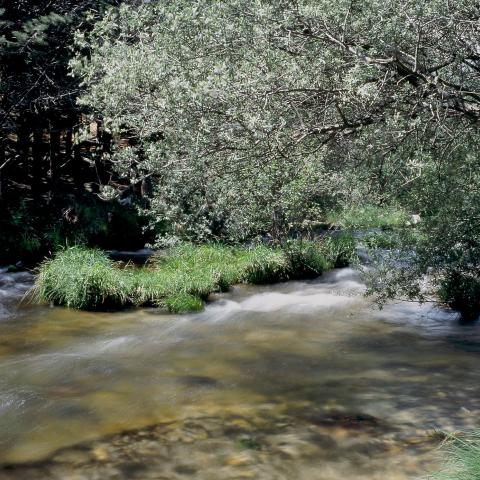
[74,0,480,316]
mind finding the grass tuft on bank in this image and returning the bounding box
[433,431,480,480]
[34,247,131,309]
[328,204,408,230]
[34,236,355,312]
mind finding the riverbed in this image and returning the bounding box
[0,267,479,479]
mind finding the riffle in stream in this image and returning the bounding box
[0,267,479,479]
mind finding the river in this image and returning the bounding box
[0,266,479,479]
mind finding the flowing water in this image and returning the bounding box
[0,267,479,479]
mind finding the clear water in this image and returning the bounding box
[0,268,479,479]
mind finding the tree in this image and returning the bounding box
[75,0,480,316]
[0,1,123,125]
[0,0,143,263]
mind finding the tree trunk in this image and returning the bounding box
[49,127,61,183]
[32,128,45,195]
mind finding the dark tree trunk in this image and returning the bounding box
[0,139,5,200]
[17,121,31,182]
[49,127,61,183]
[32,128,45,195]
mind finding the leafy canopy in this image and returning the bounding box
[75,0,480,314]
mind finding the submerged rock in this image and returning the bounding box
[301,410,386,432]
[176,375,219,388]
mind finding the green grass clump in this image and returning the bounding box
[34,237,355,312]
[241,245,289,284]
[322,233,357,268]
[433,431,480,480]
[34,246,131,309]
[362,231,402,250]
[328,204,407,230]
[161,293,204,313]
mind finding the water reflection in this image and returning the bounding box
[0,268,478,479]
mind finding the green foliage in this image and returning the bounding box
[71,0,480,316]
[242,246,290,284]
[433,431,480,480]
[0,195,149,264]
[34,246,130,309]
[161,293,203,314]
[19,234,42,255]
[280,235,356,276]
[362,231,402,250]
[365,146,480,319]
[438,274,480,322]
[328,205,408,230]
[1,1,120,115]
[282,239,331,278]
[1,200,43,261]
[75,0,476,244]
[72,1,353,243]
[323,234,357,268]
[34,238,355,311]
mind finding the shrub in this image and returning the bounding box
[0,193,151,265]
[438,272,480,321]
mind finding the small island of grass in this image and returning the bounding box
[34,235,355,313]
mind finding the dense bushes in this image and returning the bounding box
[0,195,151,265]
[438,273,480,322]
[364,166,480,321]
[34,236,355,312]
[71,0,480,320]
[328,205,408,231]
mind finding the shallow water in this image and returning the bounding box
[0,268,479,479]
